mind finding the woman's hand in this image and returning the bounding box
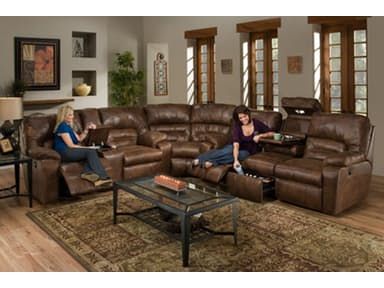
[86,122,97,130]
[253,134,261,143]
[233,160,241,170]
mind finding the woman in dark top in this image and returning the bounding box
[53,105,112,188]
[192,105,274,173]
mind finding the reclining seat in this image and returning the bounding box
[274,113,374,215]
[242,97,322,177]
[58,108,113,196]
[98,107,167,180]
[241,110,283,176]
[186,103,235,182]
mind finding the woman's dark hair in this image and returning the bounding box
[233,105,251,124]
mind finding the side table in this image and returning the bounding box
[0,153,33,207]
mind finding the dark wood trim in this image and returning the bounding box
[237,18,281,33]
[196,38,203,104]
[195,37,215,104]
[341,26,349,113]
[23,98,74,108]
[321,29,330,112]
[320,21,367,114]
[249,39,255,108]
[308,16,368,26]
[208,37,215,103]
[184,27,217,39]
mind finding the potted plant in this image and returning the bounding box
[109,51,144,106]
[12,79,27,97]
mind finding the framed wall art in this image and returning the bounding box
[72,37,84,57]
[147,43,169,97]
[287,56,303,74]
[15,37,60,90]
[221,59,233,74]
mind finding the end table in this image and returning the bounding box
[0,153,33,207]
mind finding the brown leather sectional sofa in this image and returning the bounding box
[23,100,375,215]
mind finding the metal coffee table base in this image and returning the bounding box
[113,187,239,267]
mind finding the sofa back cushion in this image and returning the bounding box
[79,108,102,128]
[99,107,148,147]
[191,104,235,143]
[250,110,282,131]
[305,113,371,160]
[145,104,191,141]
[107,128,138,148]
[24,113,57,149]
[99,107,147,133]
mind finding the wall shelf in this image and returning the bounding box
[23,98,74,108]
[72,70,96,96]
[72,31,96,58]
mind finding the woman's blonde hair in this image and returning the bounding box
[54,105,74,132]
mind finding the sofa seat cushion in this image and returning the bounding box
[275,158,323,187]
[243,152,293,177]
[171,141,212,158]
[121,145,163,166]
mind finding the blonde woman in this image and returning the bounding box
[53,105,112,189]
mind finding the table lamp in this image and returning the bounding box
[0,97,23,153]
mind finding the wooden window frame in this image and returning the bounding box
[309,17,368,114]
[249,30,278,110]
[321,21,367,114]
[185,27,217,104]
[196,37,215,104]
[237,18,281,110]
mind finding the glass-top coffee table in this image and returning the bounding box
[113,176,239,267]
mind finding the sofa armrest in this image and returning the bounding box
[28,147,61,160]
[99,149,124,181]
[323,152,365,167]
[138,131,168,148]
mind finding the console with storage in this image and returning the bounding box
[23,99,375,215]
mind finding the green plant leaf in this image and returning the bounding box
[109,51,144,106]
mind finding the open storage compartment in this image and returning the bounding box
[225,172,275,203]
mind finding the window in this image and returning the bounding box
[309,17,368,115]
[185,27,217,104]
[237,18,281,111]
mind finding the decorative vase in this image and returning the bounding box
[74,83,91,96]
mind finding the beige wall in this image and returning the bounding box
[143,16,272,105]
[142,16,384,176]
[107,16,143,105]
[0,16,143,114]
[368,17,384,176]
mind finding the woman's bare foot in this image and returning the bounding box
[204,161,213,169]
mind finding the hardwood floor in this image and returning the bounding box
[0,168,383,271]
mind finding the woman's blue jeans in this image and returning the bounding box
[196,144,250,166]
[59,148,108,178]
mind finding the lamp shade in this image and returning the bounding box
[0,97,23,121]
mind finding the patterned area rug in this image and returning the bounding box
[27,193,384,271]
